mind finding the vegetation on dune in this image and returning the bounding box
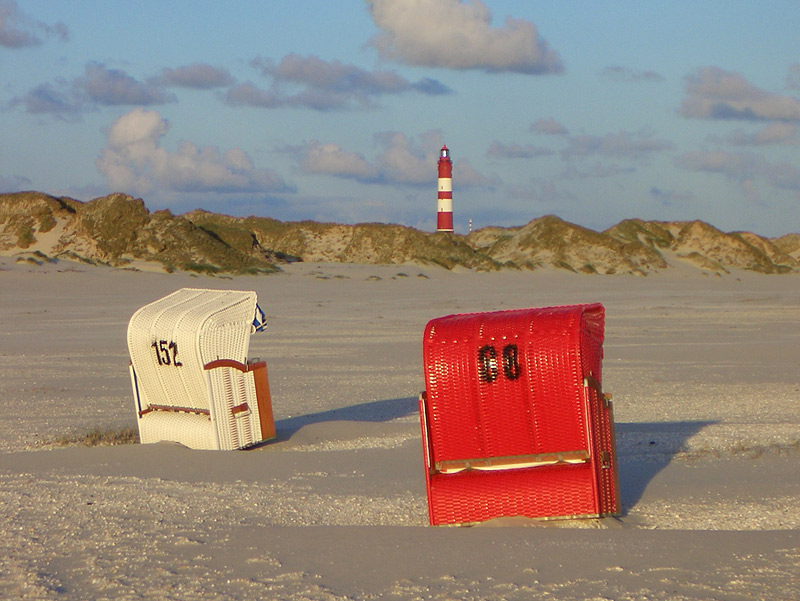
[469,215,669,275]
[49,425,139,447]
[0,192,74,249]
[603,218,676,249]
[0,192,279,275]
[671,220,793,274]
[1,191,798,276]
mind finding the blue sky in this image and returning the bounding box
[2,1,800,237]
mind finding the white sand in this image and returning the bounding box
[1,258,799,599]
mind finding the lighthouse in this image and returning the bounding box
[436,145,453,232]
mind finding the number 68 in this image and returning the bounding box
[478,343,522,383]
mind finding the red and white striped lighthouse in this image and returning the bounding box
[436,145,453,232]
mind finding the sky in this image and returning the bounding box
[2,1,800,237]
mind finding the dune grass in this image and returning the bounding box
[50,425,139,447]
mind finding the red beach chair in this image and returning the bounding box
[419,303,619,525]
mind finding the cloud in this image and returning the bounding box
[373,131,439,184]
[226,54,451,111]
[155,63,234,89]
[648,186,694,206]
[0,0,68,48]
[372,130,494,186]
[224,81,283,108]
[761,161,800,192]
[451,157,495,187]
[786,63,800,90]
[506,178,578,203]
[721,123,798,146]
[258,54,405,94]
[560,163,637,180]
[601,66,664,83]
[300,141,379,181]
[226,80,347,111]
[78,62,175,106]
[292,130,492,186]
[0,173,32,191]
[675,150,761,180]
[366,0,563,74]
[530,118,568,135]
[680,66,800,121]
[487,141,553,159]
[676,149,800,192]
[411,77,452,95]
[96,108,291,195]
[561,130,673,160]
[11,62,176,117]
[8,81,82,119]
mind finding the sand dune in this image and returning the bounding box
[1,258,798,599]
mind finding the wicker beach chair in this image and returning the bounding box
[419,303,619,525]
[127,288,276,450]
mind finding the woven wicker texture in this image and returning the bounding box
[134,408,215,449]
[420,303,619,525]
[428,463,597,525]
[127,288,275,450]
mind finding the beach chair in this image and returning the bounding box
[127,288,276,450]
[419,303,619,525]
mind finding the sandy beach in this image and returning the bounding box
[1,258,799,600]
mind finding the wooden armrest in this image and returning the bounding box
[204,358,249,372]
[434,450,590,474]
[204,358,267,373]
[139,404,210,417]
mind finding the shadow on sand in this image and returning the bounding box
[272,396,419,442]
[275,404,712,518]
[615,420,715,514]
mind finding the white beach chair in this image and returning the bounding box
[127,288,276,450]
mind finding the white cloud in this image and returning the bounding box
[675,150,761,179]
[506,178,577,204]
[681,66,800,121]
[291,131,439,184]
[560,163,636,180]
[156,63,234,90]
[292,130,492,187]
[373,130,495,185]
[561,130,673,160]
[601,66,664,83]
[787,63,800,90]
[487,141,553,159]
[366,0,563,74]
[0,173,32,191]
[225,81,282,108]
[452,157,495,187]
[530,118,568,136]
[676,149,800,192]
[11,81,81,118]
[96,108,291,195]
[225,54,451,112]
[648,186,694,206]
[0,0,67,48]
[722,123,798,146]
[374,131,437,184]
[12,63,175,118]
[300,141,379,180]
[79,62,175,106]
